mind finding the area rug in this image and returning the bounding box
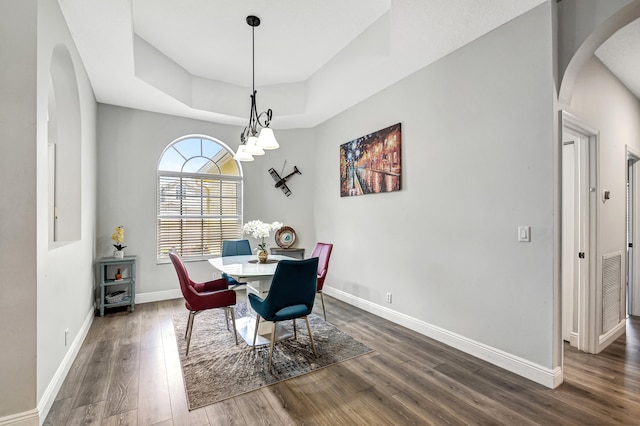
[172,303,373,410]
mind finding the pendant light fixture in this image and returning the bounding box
[234,15,280,162]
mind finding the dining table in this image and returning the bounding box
[208,254,297,345]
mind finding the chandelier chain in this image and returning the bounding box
[235,15,279,160]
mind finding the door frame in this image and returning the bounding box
[561,139,577,345]
[561,110,599,354]
[627,146,640,316]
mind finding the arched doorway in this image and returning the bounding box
[557,0,640,373]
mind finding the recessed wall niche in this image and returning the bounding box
[48,44,81,245]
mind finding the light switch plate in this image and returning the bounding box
[518,226,531,242]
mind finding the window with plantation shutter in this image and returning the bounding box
[157,136,242,262]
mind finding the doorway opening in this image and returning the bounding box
[561,111,598,353]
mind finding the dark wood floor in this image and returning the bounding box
[44,293,640,425]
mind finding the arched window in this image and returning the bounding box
[157,135,242,261]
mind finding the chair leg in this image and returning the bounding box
[293,318,297,339]
[185,311,196,356]
[269,322,277,373]
[319,291,327,321]
[224,308,230,331]
[185,312,193,339]
[304,316,318,357]
[228,307,238,345]
[252,315,260,348]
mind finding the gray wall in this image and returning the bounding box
[556,0,633,81]
[0,0,38,419]
[571,57,640,253]
[35,0,98,418]
[314,3,556,368]
[96,105,316,295]
[6,0,640,422]
[0,0,98,421]
[569,56,640,339]
[96,3,557,384]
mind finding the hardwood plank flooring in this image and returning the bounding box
[45,295,640,425]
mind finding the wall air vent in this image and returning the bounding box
[602,252,622,334]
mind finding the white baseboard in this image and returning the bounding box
[552,366,563,388]
[0,409,39,426]
[33,289,179,425]
[324,286,559,389]
[569,332,578,348]
[598,319,626,353]
[35,306,94,425]
[135,289,182,304]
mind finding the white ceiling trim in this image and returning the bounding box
[58,0,551,129]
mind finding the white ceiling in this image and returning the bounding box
[595,18,640,100]
[56,0,640,130]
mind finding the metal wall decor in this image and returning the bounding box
[268,163,301,197]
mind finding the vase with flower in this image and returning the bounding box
[242,220,283,263]
[111,226,127,258]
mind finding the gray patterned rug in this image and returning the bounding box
[172,303,373,410]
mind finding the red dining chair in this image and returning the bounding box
[169,251,238,355]
[310,242,333,321]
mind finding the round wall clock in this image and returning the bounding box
[275,226,296,248]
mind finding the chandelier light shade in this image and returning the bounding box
[245,135,265,155]
[257,127,279,150]
[234,15,279,162]
[234,144,255,162]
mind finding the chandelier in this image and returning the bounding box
[234,15,279,162]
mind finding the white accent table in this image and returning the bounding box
[208,254,296,345]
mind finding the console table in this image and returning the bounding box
[269,247,305,259]
[97,256,136,316]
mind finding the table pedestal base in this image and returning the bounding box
[235,315,292,346]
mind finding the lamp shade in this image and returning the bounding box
[256,127,279,150]
[245,135,265,155]
[233,145,254,162]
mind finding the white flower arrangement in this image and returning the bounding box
[242,220,283,251]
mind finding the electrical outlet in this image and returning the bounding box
[65,329,69,347]
[385,292,392,303]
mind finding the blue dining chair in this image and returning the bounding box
[248,257,319,372]
[221,239,252,288]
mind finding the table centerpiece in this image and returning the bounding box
[242,220,283,263]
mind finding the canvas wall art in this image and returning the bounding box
[340,123,401,197]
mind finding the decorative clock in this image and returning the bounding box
[275,226,296,248]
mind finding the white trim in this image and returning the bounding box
[552,366,564,388]
[135,289,182,304]
[569,331,579,348]
[36,306,94,425]
[561,110,600,354]
[626,145,640,317]
[626,145,640,161]
[598,319,626,352]
[324,286,559,388]
[0,409,39,426]
[36,290,184,423]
